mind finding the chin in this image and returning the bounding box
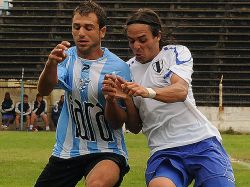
[136,57,147,64]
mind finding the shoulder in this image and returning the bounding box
[162,45,192,64]
[66,46,76,55]
[105,48,126,63]
[126,57,137,67]
[163,45,190,51]
[162,45,191,56]
[105,48,130,69]
[59,46,77,67]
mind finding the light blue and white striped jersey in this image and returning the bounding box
[52,47,131,159]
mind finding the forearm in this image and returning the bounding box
[104,99,126,130]
[38,62,58,96]
[24,109,32,116]
[153,83,188,103]
[23,112,30,116]
[5,106,14,112]
[124,97,142,134]
[124,74,189,104]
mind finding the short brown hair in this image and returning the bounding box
[73,1,107,29]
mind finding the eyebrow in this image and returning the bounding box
[72,23,95,27]
[128,35,146,40]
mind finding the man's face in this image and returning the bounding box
[127,24,160,64]
[37,96,43,102]
[72,13,106,59]
[5,93,10,99]
[24,97,28,103]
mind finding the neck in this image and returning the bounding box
[140,49,161,64]
[78,47,104,60]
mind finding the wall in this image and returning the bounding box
[0,0,3,14]
[199,107,250,133]
[0,81,64,108]
[0,82,65,129]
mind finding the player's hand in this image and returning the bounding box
[102,74,128,102]
[47,41,71,66]
[121,81,149,98]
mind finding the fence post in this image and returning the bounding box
[20,68,24,130]
[219,75,224,112]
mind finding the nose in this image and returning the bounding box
[78,27,85,37]
[133,41,141,50]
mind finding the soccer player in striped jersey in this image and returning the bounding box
[104,8,235,187]
[35,2,130,187]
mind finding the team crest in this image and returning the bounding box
[78,78,90,91]
[82,64,90,71]
[78,64,91,91]
[152,60,164,73]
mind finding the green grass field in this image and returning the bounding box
[0,131,249,187]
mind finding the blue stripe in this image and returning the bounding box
[108,130,120,155]
[87,141,99,153]
[120,129,128,159]
[67,51,82,156]
[65,47,76,90]
[163,71,173,79]
[70,119,80,157]
[53,96,70,156]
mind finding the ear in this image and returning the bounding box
[100,26,107,39]
[157,31,162,42]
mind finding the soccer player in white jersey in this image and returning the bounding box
[103,9,235,187]
[35,2,130,187]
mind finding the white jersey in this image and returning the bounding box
[53,47,131,159]
[15,102,31,116]
[127,45,222,155]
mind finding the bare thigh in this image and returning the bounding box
[85,160,120,187]
[149,177,176,187]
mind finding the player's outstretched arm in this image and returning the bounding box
[38,41,70,96]
[123,73,188,103]
[116,76,142,134]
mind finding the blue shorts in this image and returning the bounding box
[2,114,14,120]
[145,137,235,187]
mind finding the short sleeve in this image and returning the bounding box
[117,63,132,82]
[169,46,193,84]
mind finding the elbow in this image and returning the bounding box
[125,123,142,134]
[37,84,53,96]
[37,77,57,96]
[110,123,123,130]
[131,128,141,134]
[179,86,188,102]
[38,89,50,96]
[107,120,124,130]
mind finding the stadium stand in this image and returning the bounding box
[0,0,250,106]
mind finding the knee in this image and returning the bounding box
[149,177,176,187]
